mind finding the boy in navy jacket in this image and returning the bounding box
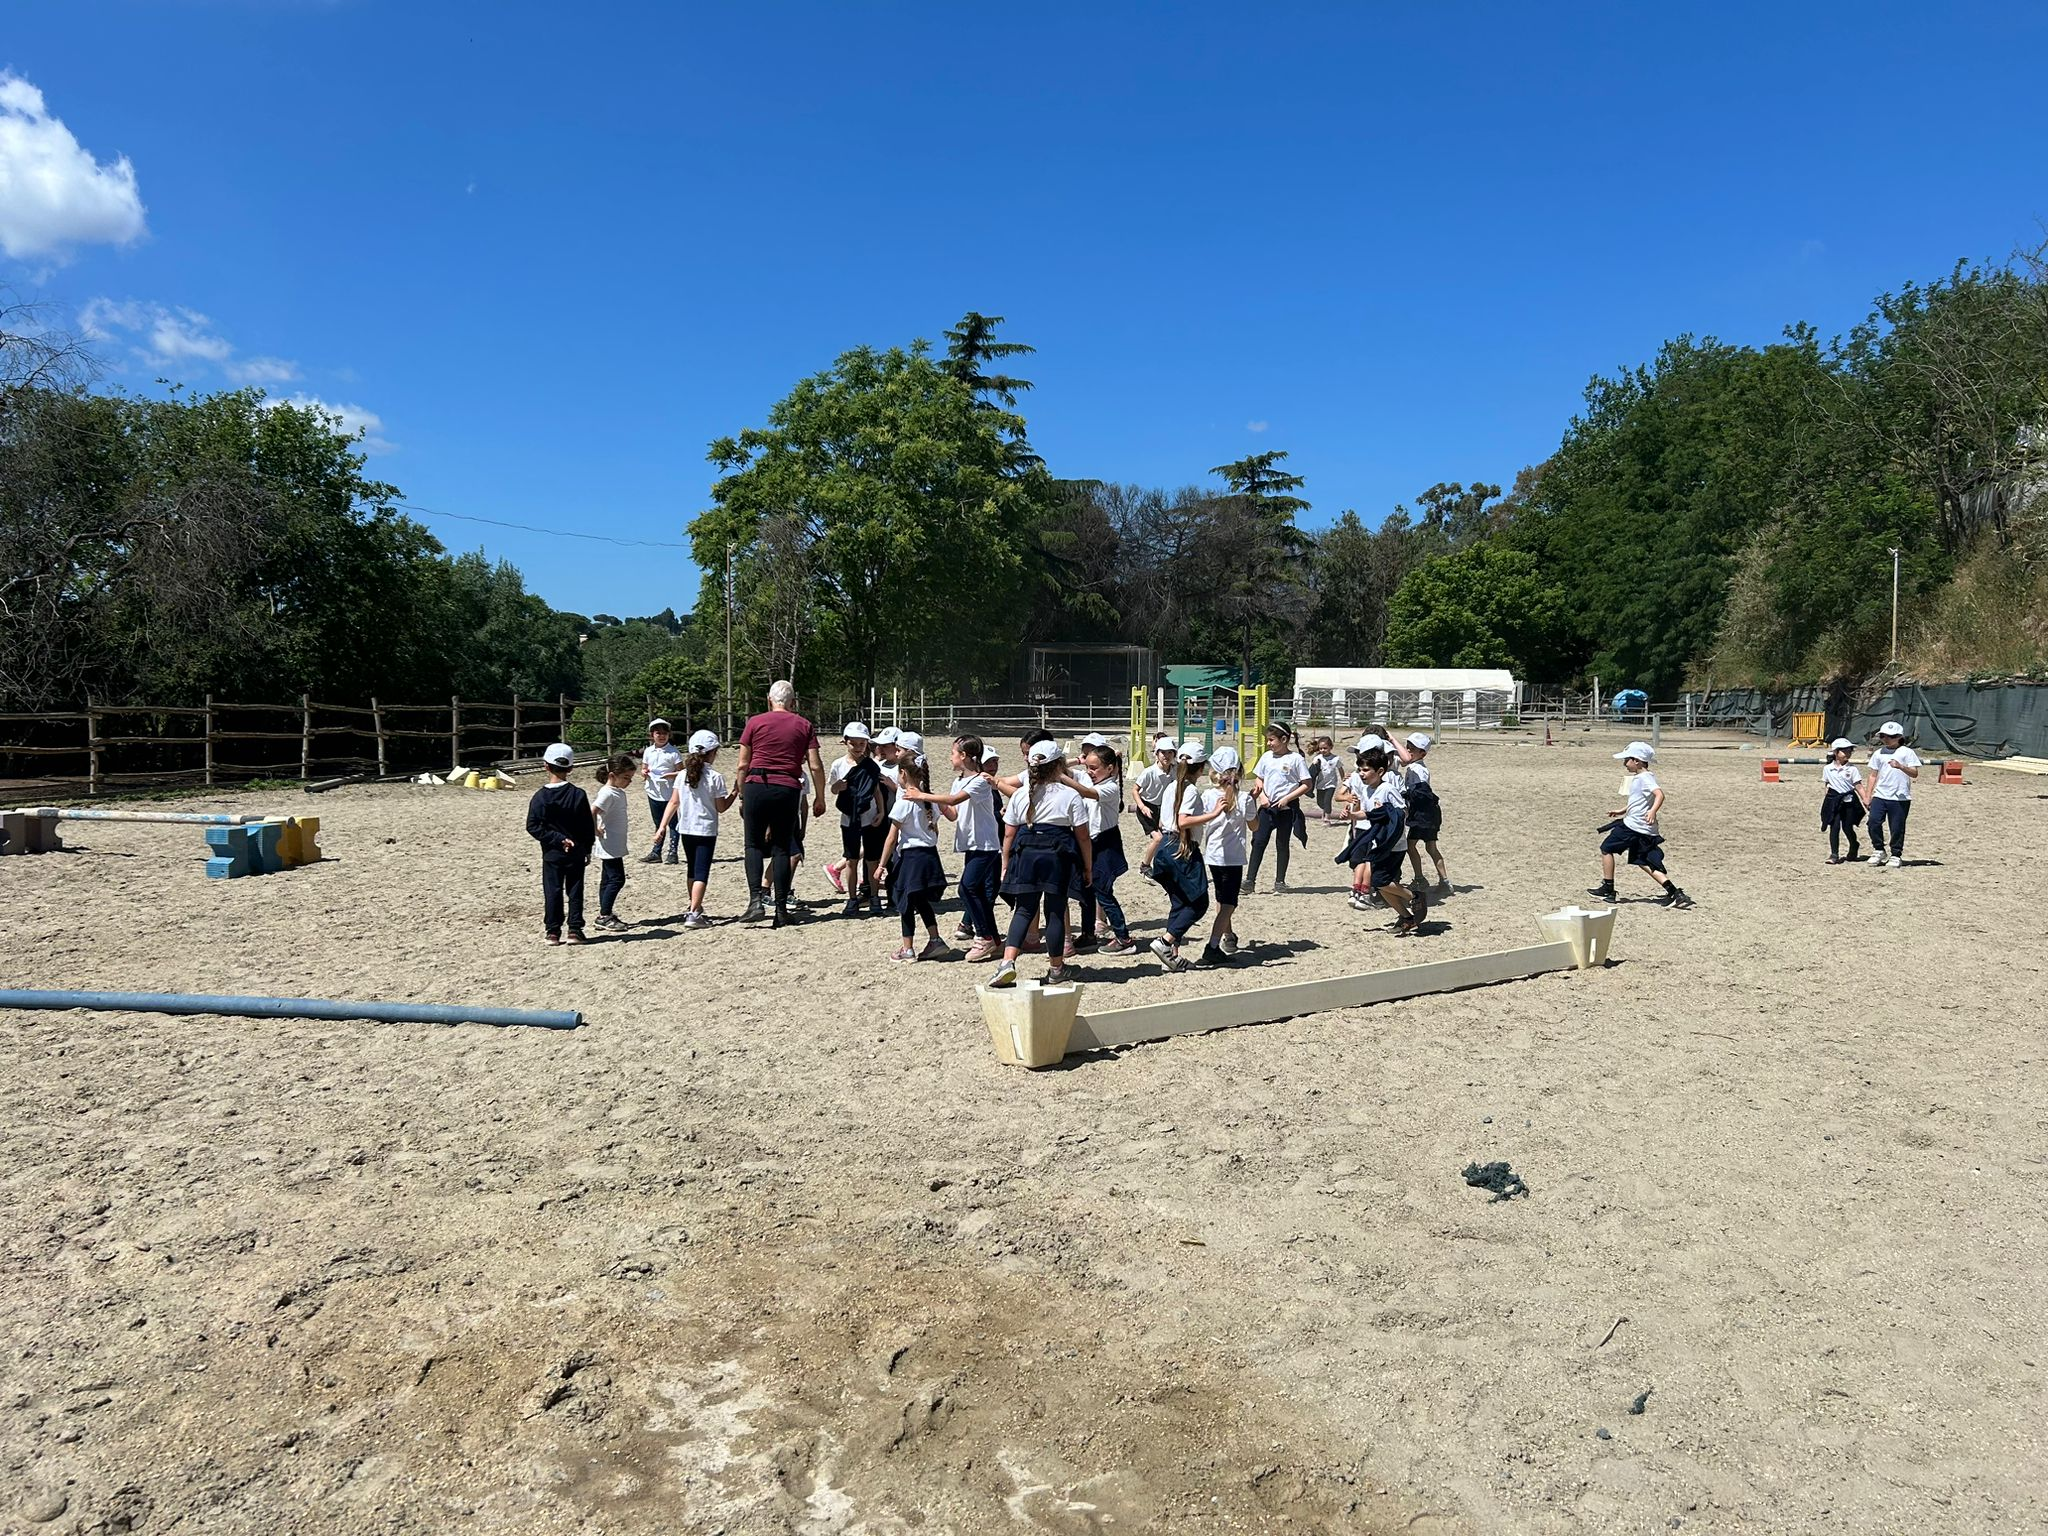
[527,742,596,944]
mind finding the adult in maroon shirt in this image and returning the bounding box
[733,679,828,926]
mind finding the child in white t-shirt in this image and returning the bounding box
[1175,746,1251,964]
[1863,723,1921,869]
[654,730,736,926]
[1589,743,1692,909]
[591,755,639,931]
[639,720,683,865]
[1819,738,1864,864]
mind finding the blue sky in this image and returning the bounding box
[7,1,2047,620]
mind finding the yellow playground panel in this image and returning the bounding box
[1236,684,1269,765]
[1129,686,1149,765]
[1790,712,1826,748]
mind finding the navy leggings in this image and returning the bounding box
[958,850,1001,939]
[1006,892,1068,956]
[1083,872,1130,940]
[1868,798,1910,857]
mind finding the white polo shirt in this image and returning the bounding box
[1870,746,1920,801]
[1253,750,1310,805]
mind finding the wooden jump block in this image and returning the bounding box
[269,816,321,866]
[1,809,63,855]
[985,906,1619,1065]
[204,825,254,879]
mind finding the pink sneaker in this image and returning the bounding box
[827,863,846,894]
[888,944,918,962]
[964,939,997,963]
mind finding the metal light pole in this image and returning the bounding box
[723,537,734,741]
[1889,546,1900,664]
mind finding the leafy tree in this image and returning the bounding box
[690,341,1056,703]
[1384,541,1569,676]
[1207,450,1312,682]
[580,617,689,700]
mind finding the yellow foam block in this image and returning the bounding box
[273,815,322,866]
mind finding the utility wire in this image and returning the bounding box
[390,499,692,549]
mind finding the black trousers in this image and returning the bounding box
[742,781,801,910]
[1246,802,1303,886]
[542,854,586,935]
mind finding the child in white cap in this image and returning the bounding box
[527,742,595,944]
[826,722,891,918]
[639,719,684,864]
[1139,741,1213,972]
[1398,733,1450,896]
[1820,738,1865,864]
[654,729,736,926]
[987,739,1093,988]
[1133,735,1177,858]
[1589,742,1692,908]
[1863,722,1919,868]
[1176,745,1251,964]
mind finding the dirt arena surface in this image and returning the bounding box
[4,734,2043,1534]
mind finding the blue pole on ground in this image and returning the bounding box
[0,989,583,1030]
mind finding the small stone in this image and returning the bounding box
[19,1492,68,1523]
[1594,1427,1612,1441]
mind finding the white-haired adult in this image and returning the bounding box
[733,680,828,926]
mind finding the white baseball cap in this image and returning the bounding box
[842,721,872,741]
[1613,741,1657,762]
[1079,732,1110,748]
[1153,735,1177,752]
[1210,745,1241,772]
[1354,734,1386,755]
[1175,741,1209,764]
[647,718,671,731]
[1878,721,1905,737]
[1830,737,1854,751]
[875,727,901,745]
[687,729,720,753]
[1406,732,1432,750]
[1026,739,1064,766]
[981,747,999,765]
[542,742,575,767]
[896,730,925,754]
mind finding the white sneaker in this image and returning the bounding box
[1888,856,1902,868]
[1866,853,1885,866]
[1149,937,1176,967]
[987,959,1017,988]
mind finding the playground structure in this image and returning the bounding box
[0,806,320,877]
[1128,674,1271,764]
[978,905,1616,1068]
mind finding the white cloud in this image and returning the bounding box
[1246,419,1269,433]
[79,297,300,384]
[0,72,147,261]
[272,393,394,455]
[226,355,299,385]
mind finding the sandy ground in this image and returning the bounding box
[2,733,2043,1535]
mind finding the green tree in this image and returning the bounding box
[1207,450,1313,683]
[690,341,1056,703]
[1384,541,1569,676]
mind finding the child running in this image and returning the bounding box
[1820,737,1865,864]
[1589,741,1693,908]
[654,728,735,926]
[878,749,952,961]
[1338,735,1385,910]
[1139,741,1211,973]
[1344,742,1428,936]
[1176,744,1250,964]
[988,740,1093,988]
[527,742,595,945]
[827,723,890,918]
[590,754,638,932]
[1399,733,1451,896]
[1073,741,1137,954]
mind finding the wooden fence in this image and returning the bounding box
[0,694,718,795]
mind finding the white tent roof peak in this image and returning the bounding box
[1293,666,1518,692]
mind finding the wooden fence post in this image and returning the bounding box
[511,694,522,762]
[450,695,462,773]
[604,697,615,757]
[300,694,312,782]
[372,696,387,777]
[87,700,101,797]
[558,692,568,748]
[203,693,215,788]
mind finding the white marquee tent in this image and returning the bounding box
[1289,667,1522,729]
